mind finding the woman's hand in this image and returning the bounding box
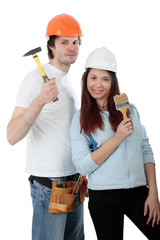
[115,118,133,142]
[144,193,160,227]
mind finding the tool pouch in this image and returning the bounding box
[79,183,88,204]
[48,181,77,213]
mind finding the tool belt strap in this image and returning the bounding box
[28,175,52,189]
[28,174,80,189]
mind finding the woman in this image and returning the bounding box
[71,47,160,239]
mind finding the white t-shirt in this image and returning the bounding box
[16,63,77,177]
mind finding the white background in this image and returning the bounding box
[1,0,160,239]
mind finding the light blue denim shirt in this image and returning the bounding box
[70,105,155,190]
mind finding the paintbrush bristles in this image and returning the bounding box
[113,93,128,105]
[113,93,129,119]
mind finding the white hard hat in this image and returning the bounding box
[84,47,117,73]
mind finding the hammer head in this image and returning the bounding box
[23,47,42,57]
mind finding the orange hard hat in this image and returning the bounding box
[46,13,82,37]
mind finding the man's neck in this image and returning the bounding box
[49,59,70,73]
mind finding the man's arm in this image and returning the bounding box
[7,78,58,145]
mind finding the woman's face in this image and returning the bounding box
[87,68,112,108]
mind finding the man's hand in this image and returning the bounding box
[38,78,59,105]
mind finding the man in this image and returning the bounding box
[7,14,84,240]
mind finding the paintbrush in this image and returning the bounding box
[113,93,129,119]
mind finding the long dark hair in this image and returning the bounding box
[80,68,129,135]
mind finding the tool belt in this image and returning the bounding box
[49,181,77,213]
[29,175,88,214]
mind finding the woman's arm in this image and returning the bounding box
[91,118,133,165]
[144,163,160,227]
[71,115,133,176]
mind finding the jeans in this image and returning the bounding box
[30,175,84,240]
[89,186,160,240]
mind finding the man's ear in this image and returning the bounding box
[49,46,55,51]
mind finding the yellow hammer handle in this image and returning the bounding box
[32,54,58,102]
[33,54,48,82]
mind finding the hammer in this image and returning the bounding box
[23,47,58,102]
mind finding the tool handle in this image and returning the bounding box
[118,106,128,119]
[71,188,76,195]
[56,180,62,188]
[42,75,58,102]
[33,54,58,102]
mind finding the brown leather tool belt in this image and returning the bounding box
[28,174,87,213]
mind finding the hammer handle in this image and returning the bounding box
[33,54,58,102]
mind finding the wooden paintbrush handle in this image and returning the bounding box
[118,106,128,119]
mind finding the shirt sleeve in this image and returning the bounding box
[16,70,41,108]
[133,105,155,165]
[70,111,99,176]
[141,125,155,164]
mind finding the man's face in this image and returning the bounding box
[50,36,80,71]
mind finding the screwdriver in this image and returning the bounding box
[71,175,81,195]
[56,180,62,188]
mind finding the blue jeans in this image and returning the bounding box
[30,176,84,240]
